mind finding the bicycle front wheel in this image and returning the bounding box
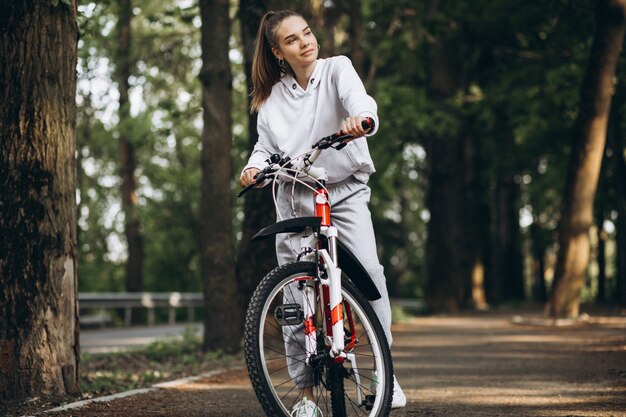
[244,261,393,417]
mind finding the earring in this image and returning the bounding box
[317,43,321,50]
[278,58,285,67]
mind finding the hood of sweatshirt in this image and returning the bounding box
[279,59,325,99]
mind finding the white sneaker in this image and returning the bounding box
[290,397,322,417]
[391,376,407,409]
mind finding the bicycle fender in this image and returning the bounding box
[336,240,382,301]
[251,216,322,241]
[251,216,382,301]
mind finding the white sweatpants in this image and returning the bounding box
[274,176,393,388]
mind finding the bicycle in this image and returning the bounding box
[238,118,394,417]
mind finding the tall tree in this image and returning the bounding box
[115,0,145,319]
[236,0,278,323]
[198,0,241,351]
[346,0,364,76]
[491,148,524,303]
[0,0,80,400]
[547,0,626,318]
[424,34,469,311]
[608,86,626,306]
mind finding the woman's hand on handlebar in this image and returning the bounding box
[241,167,260,187]
[340,116,368,140]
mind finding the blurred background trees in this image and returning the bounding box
[74,0,626,318]
[3,0,623,400]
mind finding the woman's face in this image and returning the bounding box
[272,16,318,69]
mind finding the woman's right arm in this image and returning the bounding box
[240,109,279,187]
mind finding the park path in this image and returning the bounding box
[46,309,626,417]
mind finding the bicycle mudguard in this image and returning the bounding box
[336,240,382,301]
[251,216,382,301]
[251,216,323,241]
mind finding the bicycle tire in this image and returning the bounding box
[244,261,393,417]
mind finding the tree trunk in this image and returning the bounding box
[615,141,626,308]
[199,0,241,352]
[115,0,144,323]
[425,38,468,312]
[492,175,524,303]
[529,224,548,303]
[347,0,364,76]
[236,0,281,326]
[321,1,337,57]
[464,126,490,310]
[0,0,80,400]
[609,87,626,307]
[547,0,626,318]
[597,222,607,303]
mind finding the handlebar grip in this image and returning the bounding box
[361,117,375,132]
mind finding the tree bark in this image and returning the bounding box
[115,0,144,324]
[465,130,490,310]
[347,0,364,76]
[425,37,468,312]
[236,0,279,324]
[596,222,607,303]
[609,87,626,307]
[199,0,241,352]
[492,175,524,303]
[529,223,548,303]
[0,0,80,400]
[547,0,626,318]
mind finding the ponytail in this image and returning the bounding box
[250,10,300,113]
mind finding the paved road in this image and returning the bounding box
[53,311,626,416]
[80,323,203,353]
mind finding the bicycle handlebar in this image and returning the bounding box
[312,118,374,150]
[238,117,375,197]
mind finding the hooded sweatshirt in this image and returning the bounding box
[242,55,379,184]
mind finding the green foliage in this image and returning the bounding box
[143,326,202,361]
[75,0,621,306]
[80,327,241,395]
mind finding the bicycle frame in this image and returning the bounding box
[295,156,350,360]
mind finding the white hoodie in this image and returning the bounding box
[243,56,379,184]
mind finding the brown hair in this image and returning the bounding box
[250,10,301,113]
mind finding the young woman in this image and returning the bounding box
[240,9,406,416]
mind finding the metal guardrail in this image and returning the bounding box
[79,292,203,327]
[78,292,424,328]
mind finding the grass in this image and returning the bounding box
[1,326,244,417]
[80,326,243,396]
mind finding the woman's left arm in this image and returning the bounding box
[334,56,379,138]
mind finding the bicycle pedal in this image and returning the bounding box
[274,304,304,326]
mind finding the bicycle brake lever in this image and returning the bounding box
[237,182,257,197]
[237,167,276,198]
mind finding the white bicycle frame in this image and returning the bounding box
[257,140,369,405]
[266,147,349,358]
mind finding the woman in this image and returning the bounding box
[240,10,406,416]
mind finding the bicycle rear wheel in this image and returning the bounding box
[244,261,393,417]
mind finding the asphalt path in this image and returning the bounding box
[80,323,203,353]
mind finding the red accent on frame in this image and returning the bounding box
[314,189,331,226]
[331,303,343,326]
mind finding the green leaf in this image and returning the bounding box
[51,0,59,6]
[62,0,71,5]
